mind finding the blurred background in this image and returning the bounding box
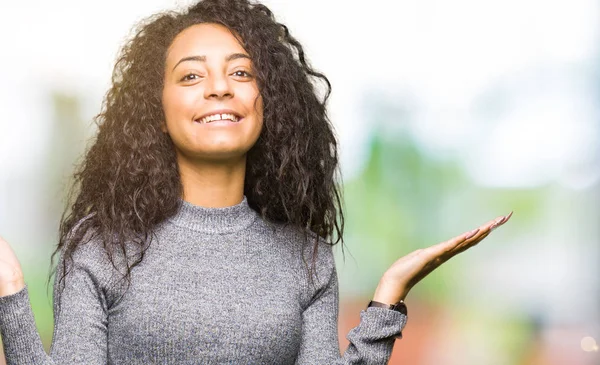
[0,0,598,364]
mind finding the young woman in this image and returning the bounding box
[0,0,511,363]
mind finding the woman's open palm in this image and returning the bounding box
[0,235,25,297]
[373,212,513,304]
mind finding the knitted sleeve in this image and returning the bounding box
[0,239,111,365]
[294,241,407,364]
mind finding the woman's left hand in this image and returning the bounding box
[371,212,513,304]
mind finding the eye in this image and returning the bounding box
[180,73,201,82]
[231,70,253,78]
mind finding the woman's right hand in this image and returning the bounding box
[0,236,25,297]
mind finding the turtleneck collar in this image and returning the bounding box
[167,196,258,234]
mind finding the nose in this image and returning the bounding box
[204,73,233,100]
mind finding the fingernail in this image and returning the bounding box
[464,228,480,239]
[490,220,503,231]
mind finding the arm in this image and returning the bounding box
[294,243,407,364]
[0,240,110,364]
[295,212,513,364]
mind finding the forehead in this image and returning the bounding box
[166,23,247,65]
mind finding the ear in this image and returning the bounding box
[160,121,168,133]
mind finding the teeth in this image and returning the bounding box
[197,113,240,124]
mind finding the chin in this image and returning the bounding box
[190,147,250,163]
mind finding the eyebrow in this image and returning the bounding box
[171,53,251,72]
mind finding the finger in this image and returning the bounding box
[463,211,512,245]
[431,228,480,255]
[454,213,511,253]
[409,231,489,289]
[453,230,492,254]
[425,216,499,259]
[416,212,513,268]
[421,232,477,268]
[490,211,513,232]
[405,228,488,290]
[405,213,513,291]
[440,218,500,253]
[483,215,507,232]
[438,212,512,257]
[461,211,513,249]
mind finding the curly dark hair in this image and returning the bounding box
[50,0,345,298]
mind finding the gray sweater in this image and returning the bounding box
[0,197,407,364]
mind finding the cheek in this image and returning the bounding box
[162,86,196,123]
[251,94,264,125]
[243,82,263,116]
[165,94,180,116]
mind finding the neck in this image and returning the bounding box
[177,154,246,208]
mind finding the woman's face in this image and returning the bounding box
[162,23,263,162]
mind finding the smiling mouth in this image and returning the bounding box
[195,113,242,124]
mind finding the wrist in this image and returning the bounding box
[367,297,408,340]
[372,278,405,305]
[0,278,25,297]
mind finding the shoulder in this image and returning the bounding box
[57,214,127,289]
[299,228,336,271]
[62,214,108,267]
[250,218,339,308]
[266,221,337,284]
